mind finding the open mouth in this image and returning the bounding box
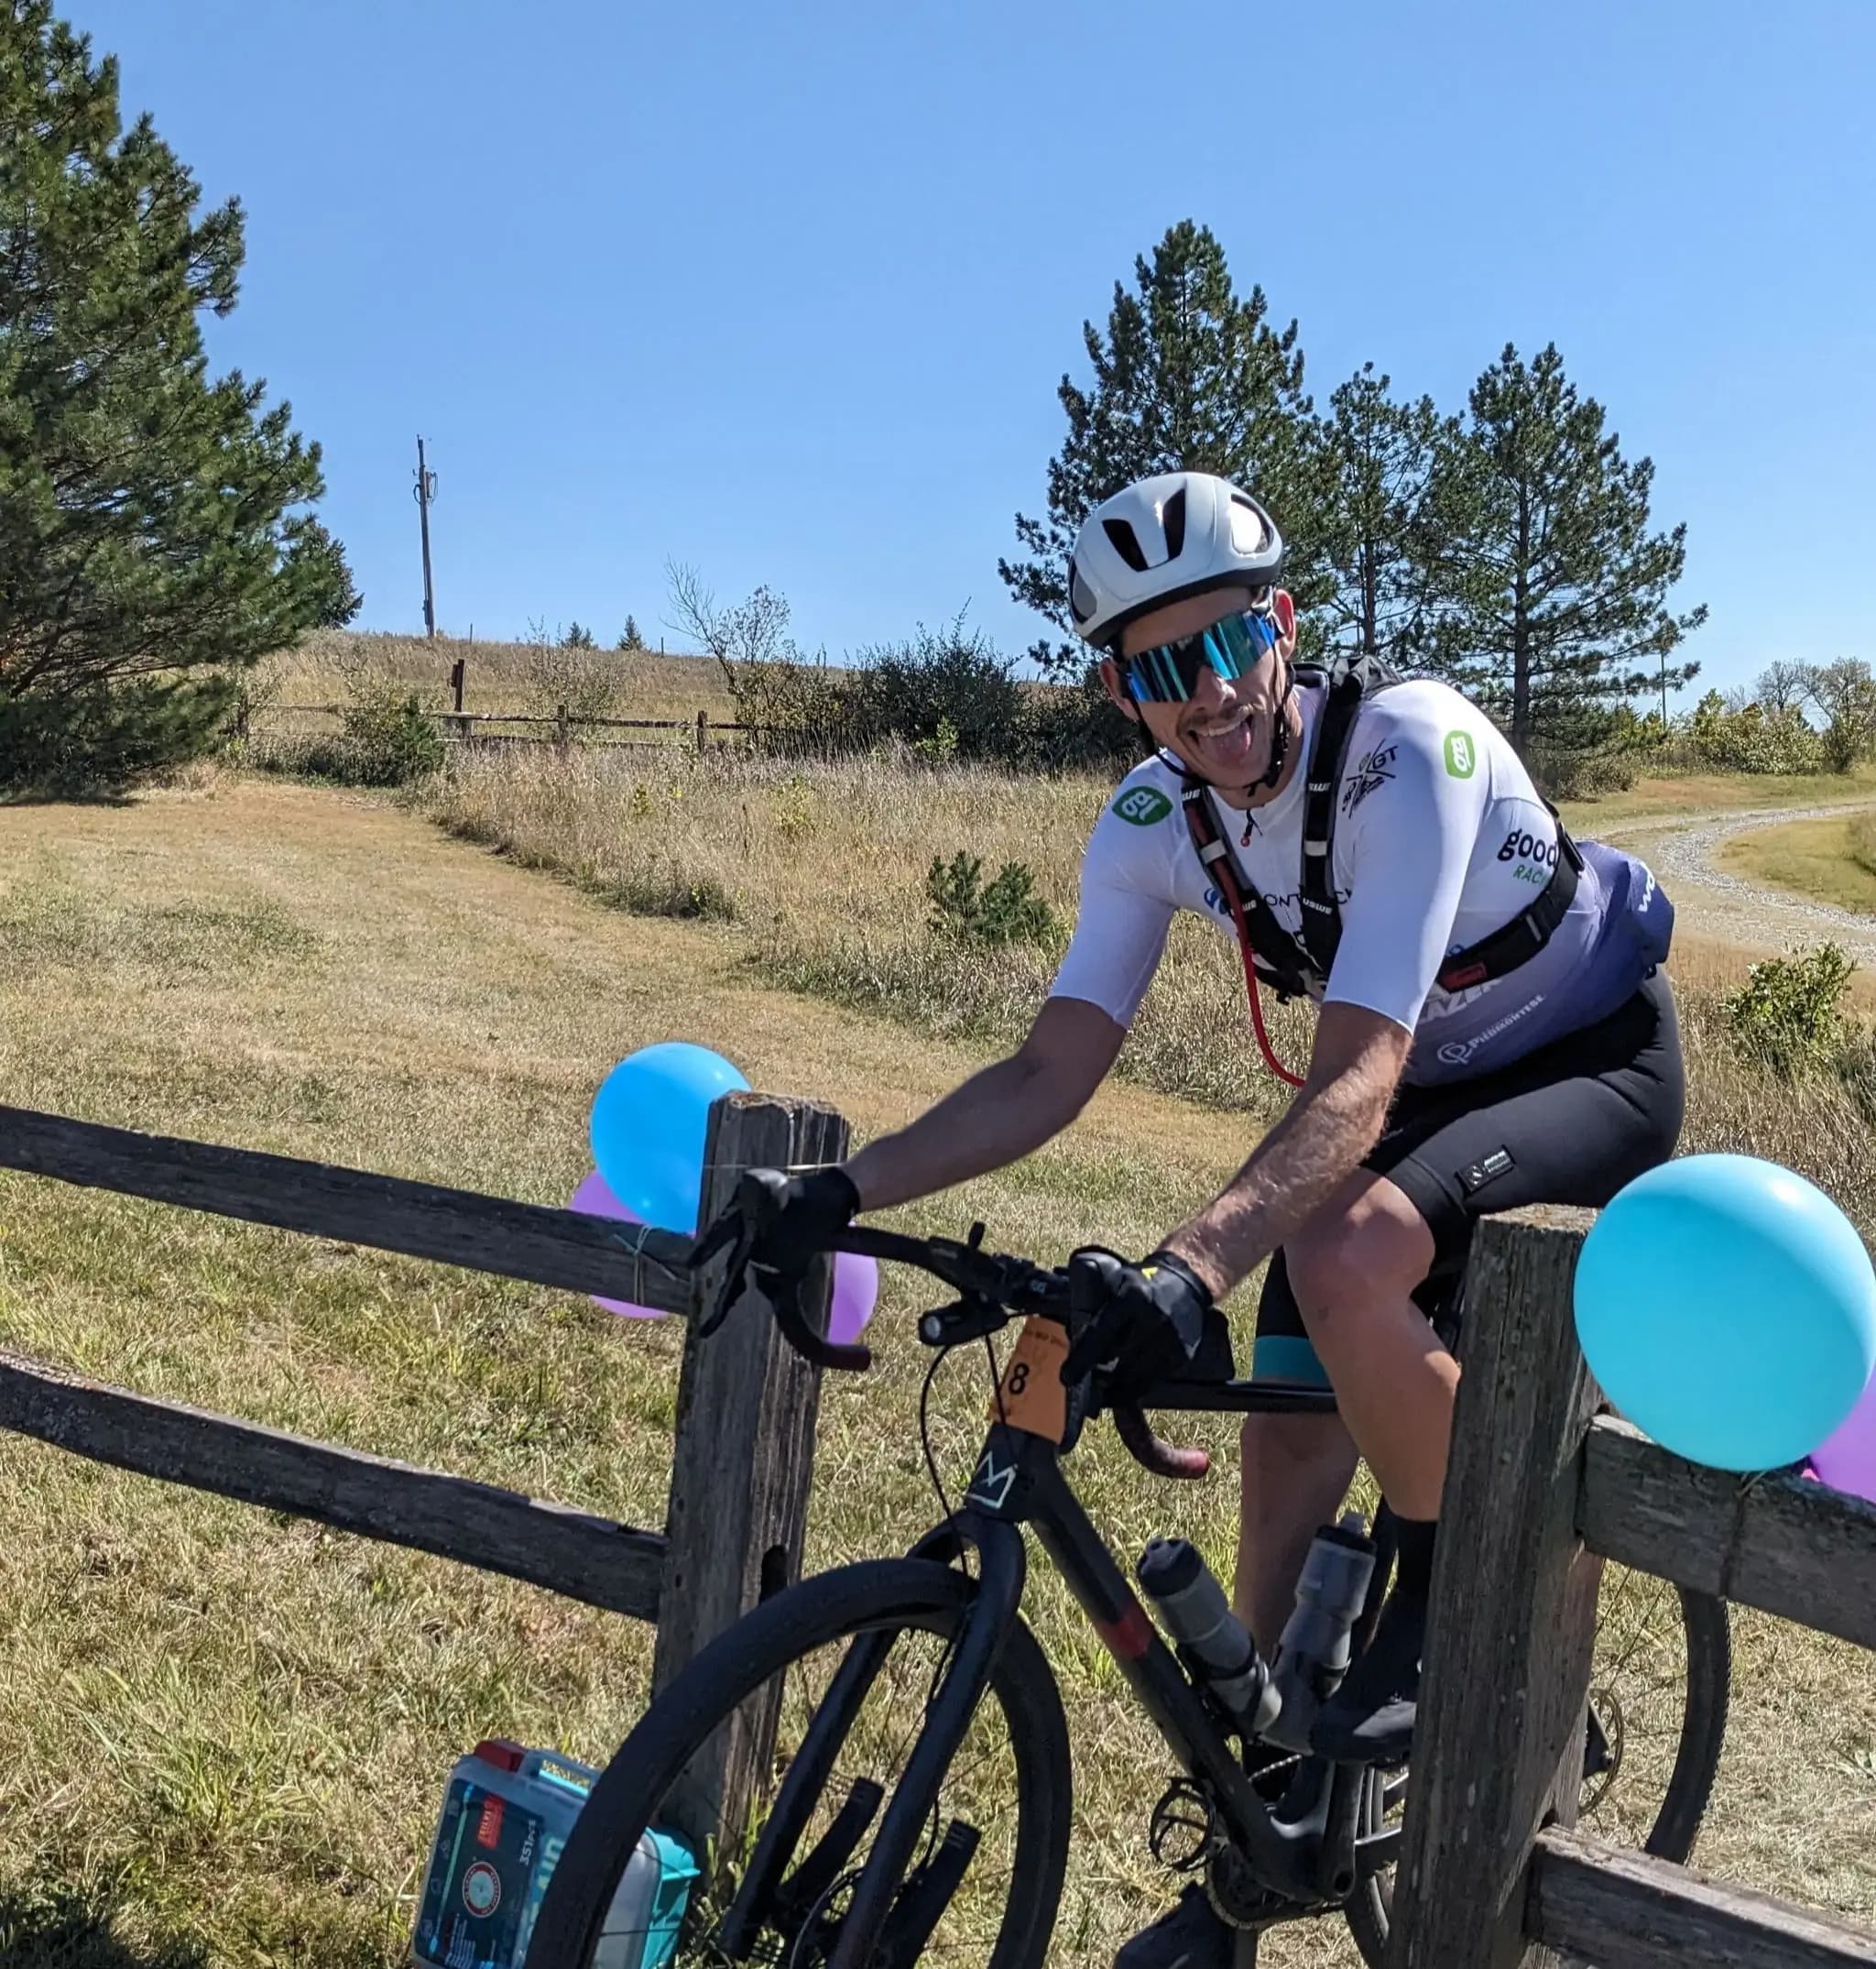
[1180,702,1260,772]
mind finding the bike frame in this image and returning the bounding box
[798,1387,1400,1967]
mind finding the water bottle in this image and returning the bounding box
[1264,1514,1378,1754]
[1138,1537,1279,1737]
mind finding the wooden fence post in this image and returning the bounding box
[653,1090,849,1850]
[1388,1208,1602,1969]
[555,701,571,752]
[696,709,709,753]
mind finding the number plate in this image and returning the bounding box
[988,1317,1069,1444]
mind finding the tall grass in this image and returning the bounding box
[1851,811,1876,881]
[424,744,1876,1225]
[263,629,736,725]
[427,744,1314,1121]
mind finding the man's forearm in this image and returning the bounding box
[1159,1062,1392,1298]
[844,1055,1082,1212]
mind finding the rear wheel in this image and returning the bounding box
[1344,1574,1730,1965]
[529,1559,1072,1969]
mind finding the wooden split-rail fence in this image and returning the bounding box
[1,1105,1873,1964]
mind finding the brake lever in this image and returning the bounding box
[689,1203,757,1337]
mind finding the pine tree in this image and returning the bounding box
[998,221,1318,678]
[617,614,644,651]
[0,2,355,790]
[296,517,363,629]
[1307,363,1441,663]
[1417,344,1704,758]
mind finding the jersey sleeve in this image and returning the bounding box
[1048,803,1180,1029]
[1324,708,1494,1034]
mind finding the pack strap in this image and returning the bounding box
[1296,662,1370,979]
[1434,815,1583,991]
[1181,784,1311,1001]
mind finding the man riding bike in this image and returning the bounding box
[744,470,1684,1965]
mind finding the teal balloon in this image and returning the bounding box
[589,1043,749,1233]
[1575,1155,1876,1471]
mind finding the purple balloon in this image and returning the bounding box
[570,1171,877,1339]
[569,1169,666,1320]
[828,1251,879,1348]
[1811,1367,1876,1504]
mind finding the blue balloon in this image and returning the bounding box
[589,1042,750,1232]
[1575,1154,1876,1472]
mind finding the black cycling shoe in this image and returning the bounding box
[1311,1585,1426,1767]
[1113,1884,1233,1969]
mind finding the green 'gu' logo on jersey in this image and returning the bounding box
[1113,786,1173,826]
[1443,730,1477,780]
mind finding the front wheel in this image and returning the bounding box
[530,1559,1072,1969]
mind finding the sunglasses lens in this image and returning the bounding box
[1128,610,1274,702]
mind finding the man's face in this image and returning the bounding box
[1100,585,1298,788]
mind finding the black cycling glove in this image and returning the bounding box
[1063,1247,1214,1391]
[747,1165,861,1282]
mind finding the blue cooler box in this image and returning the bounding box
[412,1738,697,1969]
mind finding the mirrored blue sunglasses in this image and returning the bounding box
[1124,606,1279,704]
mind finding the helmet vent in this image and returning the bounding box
[1161,487,1187,560]
[1228,495,1270,557]
[1102,517,1151,573]
[1068,560,1097,623]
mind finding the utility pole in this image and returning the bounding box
[414,435,439,638]
[1660,649,1668,727]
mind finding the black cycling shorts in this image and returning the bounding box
[1251,970,1685,1385]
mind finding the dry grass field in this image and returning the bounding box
[0,764,1871,1965]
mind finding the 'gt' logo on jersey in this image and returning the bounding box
[1113,787,1173,826]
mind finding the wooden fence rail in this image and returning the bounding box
[0,1090,845,1845]
[248,702,763,751]
[1391,1208,1876,1969]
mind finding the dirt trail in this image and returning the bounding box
[1600,801,1876,961]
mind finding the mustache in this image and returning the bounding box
[1178,699,1270,739]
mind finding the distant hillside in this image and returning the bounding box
[274,629,736,723]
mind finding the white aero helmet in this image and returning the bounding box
[1067,471,1284,650]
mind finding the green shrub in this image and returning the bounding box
[926,852,1057,947]
[337,686,445,786]
[1725,942,1857,1078]
[849,620,1026,763]
[911,716,959,765]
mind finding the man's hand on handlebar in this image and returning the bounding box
[742,1165,860,1285]
[1063,1248,1213,1392]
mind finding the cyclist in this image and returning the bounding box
[746,470,1684,1961]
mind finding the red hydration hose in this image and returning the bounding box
[1221,881,1306,1088]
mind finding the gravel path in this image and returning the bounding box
[1598,801,1876,961]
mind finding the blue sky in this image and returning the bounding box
[74,0,1876,697]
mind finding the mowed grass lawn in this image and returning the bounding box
[1718,812,1876,916]
[0,779,1871,1966]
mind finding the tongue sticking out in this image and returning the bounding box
[1194,716,1257,778]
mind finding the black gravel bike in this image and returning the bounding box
[531,1186,1730,1968]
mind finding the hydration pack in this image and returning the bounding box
[1180,652,1584,1003]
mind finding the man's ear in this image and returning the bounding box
[1272,589,1297,651]
[1098,656,1142,722]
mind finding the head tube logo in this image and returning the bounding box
[1114,786,1172,826]
[1443,730,1477,780]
